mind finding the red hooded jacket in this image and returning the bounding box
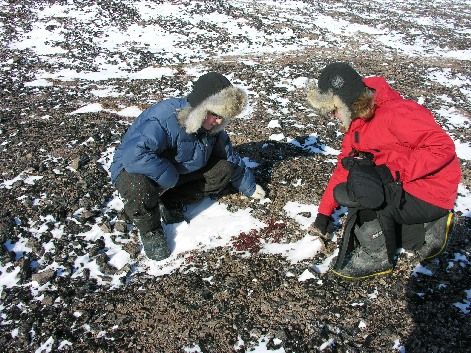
[318,76,461,216]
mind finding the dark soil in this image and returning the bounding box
[1,1,470,352]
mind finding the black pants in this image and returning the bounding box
[115,158,235,233]
[335,182,448,260]
[378,183,448,259]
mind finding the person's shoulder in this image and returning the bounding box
[377,95,435,128]
[363,76,388,87]
[364,76,403,103]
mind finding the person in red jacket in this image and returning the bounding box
[306,62,461,279]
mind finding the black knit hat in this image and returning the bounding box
[318,62,366,108]
[187,72,232,107]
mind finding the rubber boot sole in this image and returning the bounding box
[422,211,454,260]
[330,266,393,280]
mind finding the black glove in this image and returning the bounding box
[158,201,186,224]
[377,165,404,208]
[203,160,233,191]
[313,213,335,235]
[203,174,231,193]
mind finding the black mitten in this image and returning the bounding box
[375,164,394,184]
[202,160,233,192]
[313,213,335,235]
[347,164,384,209]
[341,153,375,170]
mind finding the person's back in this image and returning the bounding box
[111,97,187,185]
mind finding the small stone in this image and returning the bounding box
[81,210,94,221]
[70,157,81,171]
[100,223,112,233]
[32,269,55,285]
[114,221,127,233]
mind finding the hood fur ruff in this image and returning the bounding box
[306,80,352,130]
[177,86,248,135]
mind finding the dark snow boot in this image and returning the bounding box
[332,219,393,279]
[158,201,186,224]
[417,211,454,260]
[140,227,171,261]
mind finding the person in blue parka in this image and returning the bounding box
[110,72,266,260]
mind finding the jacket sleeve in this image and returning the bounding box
[120,120,179,190]
[318,134,353,216]
[385,103,457,183]
[214,131,256,196]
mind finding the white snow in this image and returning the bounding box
[310,249,340,274]
[298,269,316,282]
[1,1,470,351]
[163,199,265,256]
[434,106,470,128]
[24,78,53,87]
[283,201,317,229]
[269,133,285,141]
[453,289,471,314]
[117,106,142,118]
[455,184,471,217]
[267,119,281,128]
[34,336,54,353]
[261,235,324,264]
[68,103,142,118]
[69,103,103,115]
[412,264,433,277]
[454,140,471,161]
[0,264,21,294]
[1,173,43,189]
[249,336,286,353]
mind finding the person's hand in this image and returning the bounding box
[311,213,334,237]
[202,160,233,192]
[250,184,266,199]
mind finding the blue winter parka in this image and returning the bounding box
[110,97,256,196]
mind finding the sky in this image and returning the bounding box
[1,1,471,352]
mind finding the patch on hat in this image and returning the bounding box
[331,75,344,89]
[317,62,366,108]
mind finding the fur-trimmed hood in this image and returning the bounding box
[306,80,353,130]
[306,76,404,131]
[177,86,248,135]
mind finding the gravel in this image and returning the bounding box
[1,1,470,352]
